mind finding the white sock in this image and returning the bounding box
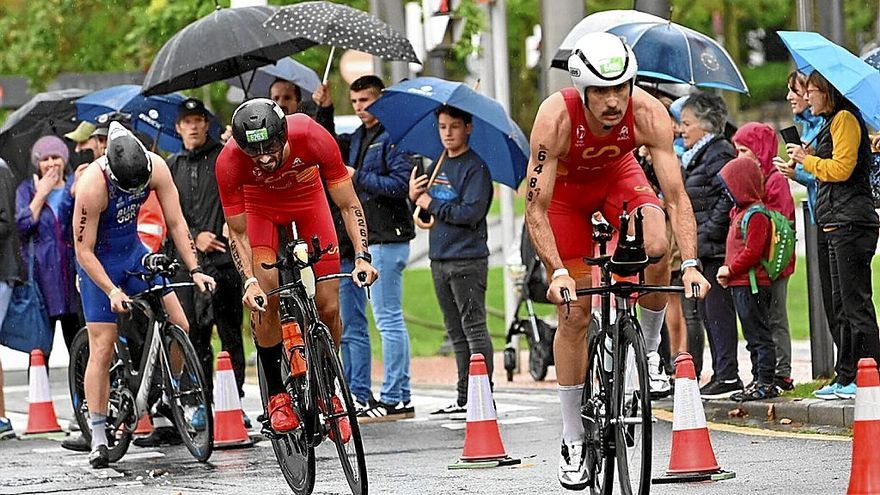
[89,412,107,449]
[558,384,585,444]
[639,304,667,354]
[152,415,173,428]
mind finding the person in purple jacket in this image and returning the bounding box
[15,135,83,352]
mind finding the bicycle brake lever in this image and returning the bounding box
[560,287,571,319]
[691,283,701,299]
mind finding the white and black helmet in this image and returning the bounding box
[105,121,151,194]
[568,32,638,95]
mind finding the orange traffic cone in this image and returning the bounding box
[134,414,153,436]
[654,353,735,484]
[24,350,62,435]
[848,358,880,494]
[449,353,519,469]
[213,351,253,449]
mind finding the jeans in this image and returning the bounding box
[698,259,739,382]
[431,258,493,406]
[731,285,776,385]
[769,277,792,378]
[339,258,371,404]
[0,281,11,327]
[826,225,880,385]
[369,243,412,404]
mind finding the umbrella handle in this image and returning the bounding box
[323,46,336,85]
[413,151,446,230]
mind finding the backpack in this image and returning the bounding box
[740,205,796,294]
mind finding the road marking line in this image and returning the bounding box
[119,451,165,461]
[653,409,851,442]
[440,416,544,430]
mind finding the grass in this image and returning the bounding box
[780,379,830,400]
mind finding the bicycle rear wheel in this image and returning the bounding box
[312,325,367,495]
[582,317,614,495]
[613,317,652,495]
[68,327,134,462]
[257,353,316,495]
[160,324,213,462]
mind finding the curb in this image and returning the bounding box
[654,396,855,430]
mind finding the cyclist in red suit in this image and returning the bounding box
[217,99,378,433]
[524,33,711,490]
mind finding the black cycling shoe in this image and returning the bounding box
[61,434,90,452]
[89,445,110,469]
[132,426,182,447]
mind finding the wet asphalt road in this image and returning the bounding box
[0,370,852,495]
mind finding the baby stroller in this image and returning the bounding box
[503,226,557,381]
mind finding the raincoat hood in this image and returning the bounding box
[732,122,778,178]
[719,156,764,208]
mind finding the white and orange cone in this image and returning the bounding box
[24,350,62,435]
[213,351,252,449]
[848,358,880,494]
[133,414,153,436]
[654,353,734,484]
[449,353,519,469]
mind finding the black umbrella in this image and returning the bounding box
[0,88,88,183]
[265,1,421,64]
[142,5,317,96]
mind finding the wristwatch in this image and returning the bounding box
[680,258,703,272]
[355,251,372,263]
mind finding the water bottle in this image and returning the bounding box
[603,335,613,373]
[281,318,307,377]
[292,240,316,298]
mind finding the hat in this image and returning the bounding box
[178,98,208,121]
[31,135,69,166]
[64,121,97,143]
[91,111,131,138]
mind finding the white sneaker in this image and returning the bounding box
[647,351,671,399]
[558,440,590,490]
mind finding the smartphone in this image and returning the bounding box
[779,126,801,145]
[414,160,426,178]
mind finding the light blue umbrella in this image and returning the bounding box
[778,31,880,130]
[226,57,321,98]
[366,77,529,189]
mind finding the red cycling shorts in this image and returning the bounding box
[548,154,662,280]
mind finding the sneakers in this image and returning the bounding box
[774,376,795,392]
[89,445,110,469]
[132,426,182,447]
[731,381,778,402]
[268,393,300,433]
[0,417,14,440]
[61,434,90,452]
[357,400,415,424]
[647,351,672,399]
[192,404,207,431]
[814,382,843,400]
[835,382,857,399]
[430,401,466,416]
[323,396,351,444]
[700,378,744,400]
[558,440,590,490]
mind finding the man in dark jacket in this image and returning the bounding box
[140,98,247,445]
[336,75,416,422]
[0,158,21,439]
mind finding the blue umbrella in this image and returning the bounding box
[226,57,321,98]
[75,84,222,153]
[861,45,880,71]
[606,21,749,94]
[366,77,528,189]
[778,31,880,130]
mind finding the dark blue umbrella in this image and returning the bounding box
[779,31,880,130]
[862,45,880,71]
[606,21,748,94]
[226,57,321,98]
[366,77,528,189]
[75,85,222,153]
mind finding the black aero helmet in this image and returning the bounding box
[231,98,287,157]
[105,121,152,193]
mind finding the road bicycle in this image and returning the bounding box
[69,254,213,463]
[561,205,694,495]
[254,221,367,495]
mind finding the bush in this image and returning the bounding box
[740,61,791,110]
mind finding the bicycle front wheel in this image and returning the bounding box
[613,317,652,495]
[582,317,614,495]
[312,325,367,495]
[160,324,213,462]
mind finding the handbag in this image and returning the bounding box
[0,240,53,355]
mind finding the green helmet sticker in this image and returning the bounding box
[598,56,624,76]
[245,128,269,143]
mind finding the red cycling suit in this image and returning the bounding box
[549,87,661,277]
[216,114,350,276]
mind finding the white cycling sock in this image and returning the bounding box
[639,304,667,354]
[90,412,108,449]
[153,415,173,428]
[558,384,585,444]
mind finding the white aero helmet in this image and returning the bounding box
[568,32,638,95]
